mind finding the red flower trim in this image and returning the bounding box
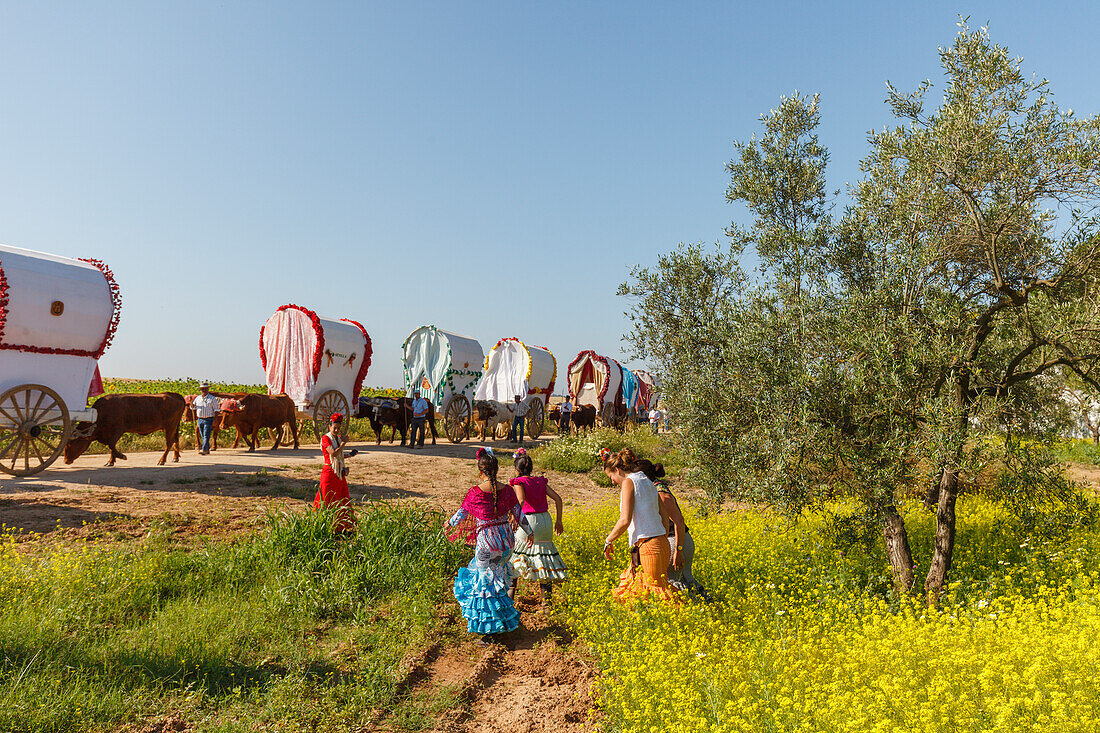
[0,256,8,348]
[340,318,372,399]
[0,255,121,358]
[78,259,121,358]
[567,350,612,402]
[259,304,325,381]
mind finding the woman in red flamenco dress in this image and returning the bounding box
[313,413,358,533]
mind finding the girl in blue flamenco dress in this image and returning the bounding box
[447,448,522,640]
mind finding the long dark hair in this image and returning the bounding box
[477,450,500,504]
[514,451,533,477]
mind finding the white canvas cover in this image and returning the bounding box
[403,326,484,408]
[475,338,556,404]
[262,307,318,405]
[312,317,368,406]
[0,244,117,409]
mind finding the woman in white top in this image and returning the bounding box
[602,448,676,602]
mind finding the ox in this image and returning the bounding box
[569,404,598,432]
[64,393,186,466]
[356,397,438,446]
[473,400,516,441]
[219,394,299,451]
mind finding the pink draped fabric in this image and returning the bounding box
[263,309,317,404]
[447,483,518,545]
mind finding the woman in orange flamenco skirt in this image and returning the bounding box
[313,413,358,533]
[601,448,677,603]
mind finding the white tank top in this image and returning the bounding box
[627,471,665,545]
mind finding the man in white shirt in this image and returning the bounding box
[409,390,430,448]
[192,382,221,454]
[649,407,663,435]
[510,395,530,445]
[559,397,574,434]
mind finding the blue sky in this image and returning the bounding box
[2,2,1098,388]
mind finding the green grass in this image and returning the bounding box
[1055,437,1100,465]
[0,503,465,732]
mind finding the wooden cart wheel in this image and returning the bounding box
[0,384,71,477]
[443,395,471,443]
[526,398,545,439]
[312,390,350,442]
[599,402,617,429]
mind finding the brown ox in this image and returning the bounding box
[220,394,299,451]
[64,393,186,466]
[569,404,598,432]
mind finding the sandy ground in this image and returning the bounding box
[0,437,611,543]
[1,437,607,732]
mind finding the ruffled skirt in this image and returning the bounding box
[314,466,355,533]
[612,535,678,603]
[453,524,521,635]
[510,511,568,583]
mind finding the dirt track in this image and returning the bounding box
[1,437,606,732]
[0,437,611,543]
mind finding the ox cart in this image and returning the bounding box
[260,304,372,441]
[634,369,660,412]
[475,338,557,439]
[0,244,121,476]
[403,326,483,443]
[566,350,628,427]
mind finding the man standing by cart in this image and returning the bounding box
[409,390,430,448]
[559,396,574,434]
[192,382,220,455]
[510,394,530,445]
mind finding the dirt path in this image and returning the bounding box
[0,438,610,543]
[1,438,607,731]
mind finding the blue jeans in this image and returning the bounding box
[510,416,525,443]
[197,417,215,452]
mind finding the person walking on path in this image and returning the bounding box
[649,407,663,435]
[409,390,430,448]
[509,395,529,445]
[508,448,567,607]
[559,397,574,434]
[602,448,677,603]
[191,382,226,455]
[447,448,522,641]
[313,412,358,533]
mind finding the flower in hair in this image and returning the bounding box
[476,446,494,460]
[515,447,528,456]
[599,448,612,462]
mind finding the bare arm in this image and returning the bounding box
[659,491,686,570]
[546,485,564,534]
[603,478,635,558]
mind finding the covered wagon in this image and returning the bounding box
[0,244,121,476]
[402,326,483,443]
[566,350,626,427]
[475,338,557,439]
[634,369,660,412]
[259,304,372,440]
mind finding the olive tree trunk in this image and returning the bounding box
[882,505,915,594]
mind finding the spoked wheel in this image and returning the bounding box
[599,403,617,429]
[526,398,545,439]
[0,385,71,477]
[312,390,350,441]
[443,395,471,443]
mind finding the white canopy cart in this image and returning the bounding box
[260,304,372,440]
[567,350,625,426]
[0,244,121,476]
[402,325,483,443]
[475,337,557,439]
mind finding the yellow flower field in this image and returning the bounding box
[557,499,1100,733]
